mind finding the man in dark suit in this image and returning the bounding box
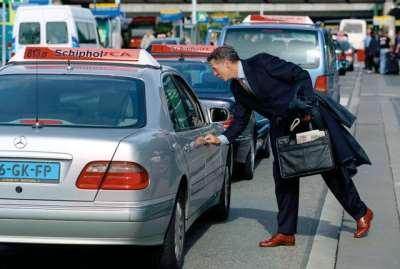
[204,46,373,247]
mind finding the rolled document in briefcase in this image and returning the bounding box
[276,129,335,179]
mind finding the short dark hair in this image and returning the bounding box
[207,45,240,63]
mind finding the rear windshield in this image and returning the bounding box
[46,22,68,44]
[342,23,363,34]
[0,75,145,128]
[160,61,230,94]
[19,22,40,45]
[223,28,321,69]
[76,22,97,44]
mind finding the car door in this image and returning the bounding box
[172,75,224,196]
[162,74,218,218]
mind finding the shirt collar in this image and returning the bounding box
[237,61,246,80]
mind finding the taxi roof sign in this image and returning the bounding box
[9,47,160,68]
[151,44,216,57]
[243,15,313,25]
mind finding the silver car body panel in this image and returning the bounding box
[0,61,229,245]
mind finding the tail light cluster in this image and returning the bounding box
[76,161,149,190]
[338,53,346,61]
[315,75,328,93]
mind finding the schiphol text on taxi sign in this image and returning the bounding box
[24,47,140,62]
[151,44,216,56]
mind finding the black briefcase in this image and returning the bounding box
[276,130,335,179]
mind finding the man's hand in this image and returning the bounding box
[204,134,221,145]
[194,136,206,146]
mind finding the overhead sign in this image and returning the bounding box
[160,8,183,22]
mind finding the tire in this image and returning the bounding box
[213,165,231,221]
[242,139,255,180]
[256,134,270,159]
[158,190,186,269]
[348,64,354,71]
[339,68,346,76]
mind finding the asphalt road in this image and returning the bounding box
[0,70,358,269]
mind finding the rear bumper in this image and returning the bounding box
[0,197,175,246]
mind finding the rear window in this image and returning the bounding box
[342,23,362,34]
[160,61,230,94]
[19,22,40,45]
[46,22,68,44]
[76,22,97,44]
[0,75,145,128]
[224,28,321,69]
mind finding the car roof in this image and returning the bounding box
[0,61,155,79]
[228,23,320,30]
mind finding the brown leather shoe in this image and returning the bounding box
[354,208,374,238]
[259,233,295,247]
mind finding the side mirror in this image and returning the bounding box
[210,107,229,123]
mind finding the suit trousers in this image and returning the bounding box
[270,124,367,235]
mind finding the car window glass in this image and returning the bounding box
[46,22,68,44]
[162,75,191,130]
[324,31,335,66]
[159,60,230,95]
[172,75,205,128]
[0,74,145,128]
[76,22,97,44]
[224,28,321,69]
[19,22,40,44]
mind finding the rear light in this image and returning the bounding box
[76,161,149,190]
[315,75,328,93]
[223,113,234,129]
[338,53,346,61]
[20,119,64,125]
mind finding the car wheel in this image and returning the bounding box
[242,139,255,180]
[213,165,231,221]
[256,134,270,159]
[348,64,354,71]
[158,190,186,269]
[339,68,346,76]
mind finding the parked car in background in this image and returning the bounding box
[339,18,367,51]
[219,15,341,103]
[151,44,271,180]
[334,39,355,74]
[334,32,355,72]
[2,47,232,269]
[13,5,100,55]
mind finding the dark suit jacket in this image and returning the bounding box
[223,53,370,175]
[223,52,313,142]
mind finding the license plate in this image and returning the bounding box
[0,161,60,183]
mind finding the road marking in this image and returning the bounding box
[340,96,349,107]
[307,68,362,269]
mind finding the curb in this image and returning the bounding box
[306,69,362,269]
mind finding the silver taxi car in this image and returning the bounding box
[0,47,231,268]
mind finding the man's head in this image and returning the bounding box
[207,46,240,81]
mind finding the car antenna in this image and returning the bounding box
[66,59,73,70]
[33,59,42,129]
